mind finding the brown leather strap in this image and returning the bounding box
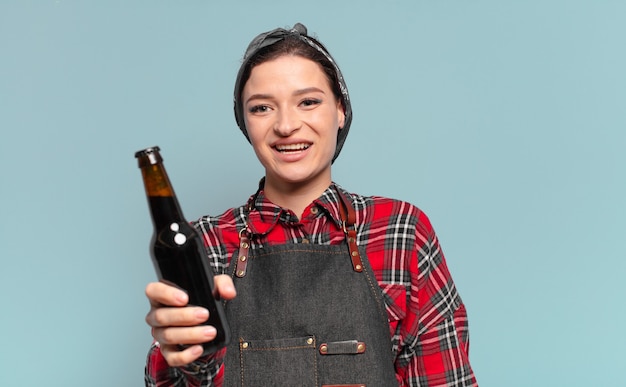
[338,190,363,272]
[235,229,250,278]
[319,340,366,355]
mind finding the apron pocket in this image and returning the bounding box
[239,335,318,387]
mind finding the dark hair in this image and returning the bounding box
[236,35,343,110]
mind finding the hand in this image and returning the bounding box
[145,275,236,367]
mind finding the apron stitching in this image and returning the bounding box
[242,345,314,351]
[239,340,244,386]
[363,263,388,325]
[253,249,345,258]
[314,343,319,387]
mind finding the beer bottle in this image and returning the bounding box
[135,146,230,355]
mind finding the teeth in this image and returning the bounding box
[276,143,310,152]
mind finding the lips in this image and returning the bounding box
[274,143,311,153]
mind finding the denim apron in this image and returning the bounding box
[223,190,397,386]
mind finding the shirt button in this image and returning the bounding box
[310,206,319,215]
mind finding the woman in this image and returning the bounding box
[145,23,477,386]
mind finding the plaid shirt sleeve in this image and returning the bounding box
[352,193,477,386]
[144,342,225,387]
[394,204,476,386]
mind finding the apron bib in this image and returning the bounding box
[223,192,397,386]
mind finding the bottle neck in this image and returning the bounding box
[140,163,185,227]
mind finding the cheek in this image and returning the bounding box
[248,132,265,155]
[246,124,273,165]
[329,129,339,150]
[244,118,264,146]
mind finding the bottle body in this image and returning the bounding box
[136,147,230,356]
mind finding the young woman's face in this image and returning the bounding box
[242,55,345,191]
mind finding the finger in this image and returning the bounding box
[160,344,205,367]
[214,275,237,300]
[146,306,209,328]
[145,281,189,307]
[153,325,217,347]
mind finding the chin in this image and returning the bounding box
[272,169,326,186]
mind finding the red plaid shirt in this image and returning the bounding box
[145,183,477,386]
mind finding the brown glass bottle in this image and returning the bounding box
[135,146,230,356]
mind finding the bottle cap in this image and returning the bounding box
[135,146,162,167]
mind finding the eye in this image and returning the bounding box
[249,105,271,114]
[300,98,322,108]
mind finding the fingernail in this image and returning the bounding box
[203,326,217,337]
[191,345,203,356]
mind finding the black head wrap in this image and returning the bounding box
[233,23,352,163]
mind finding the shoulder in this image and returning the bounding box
[341,188,435,238]
[193,204,248,236]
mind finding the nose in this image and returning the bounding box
[274,107,301,136]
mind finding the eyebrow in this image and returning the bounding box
[245,87,326,105]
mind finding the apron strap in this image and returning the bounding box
[235,181,260,278]
[235,228,251,278]
[337,190,364,273]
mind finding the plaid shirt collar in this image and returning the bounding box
[245,182,345,236]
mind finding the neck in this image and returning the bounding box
[263,177,332,219]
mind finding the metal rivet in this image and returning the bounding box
[306,338,313,345]
[242,342,249,349]
[348,237,355,243]
[239,255,247,262]
[356,264,362,270]
[302,238,310,244]
[357,343,365,352]
[241,242,249,248]
[320,344,327,353]
[237,270,245,276]
[352,251,358,256]
[310,207,319,214]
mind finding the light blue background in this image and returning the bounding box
[1,1,624,386]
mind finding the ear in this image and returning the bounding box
[337,100,346,129]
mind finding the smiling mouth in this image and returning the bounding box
[274,143,311,153]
